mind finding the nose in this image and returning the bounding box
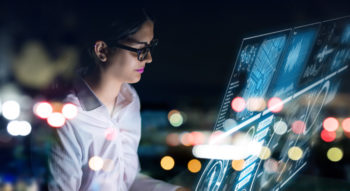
[144,50,152,64]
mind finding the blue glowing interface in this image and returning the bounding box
[195,16,350,191]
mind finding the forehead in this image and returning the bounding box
[129,20,154,43]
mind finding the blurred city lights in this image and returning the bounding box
[33,101,53,119]
[7,120,32,136]
[2,100,20,120]
[187,159,201,173]
[231,97,246,112]
[168,110,184,127]
[291,120,306,135]
[246,97,266,111]
[180,132,194,146]
[342,117,350,133]
[62,103,78,119]
[47,112,66,128]
[273,120,288,135]
[288,146,303,161]
[327,147,343,162]
[89,156,104,171]
[263,158,278,173]
[267,97,283,113]
[191,131,205,145]
[160,156,175,170]
[166,133,180,146]
[320,129,336,142]
[208,130,225,143]
[223,118,237,131]
[323,117,339,132]
[259,146,271,160]
[231,159,245,171]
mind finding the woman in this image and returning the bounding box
[48,7,190,191]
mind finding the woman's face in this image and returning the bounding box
[95,19,154,84]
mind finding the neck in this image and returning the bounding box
[83,70,123,110]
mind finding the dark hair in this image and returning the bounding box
[77,7,155,78]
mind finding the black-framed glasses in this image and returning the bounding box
[107,38,158,61]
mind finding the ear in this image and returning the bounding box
[94,40,109,62]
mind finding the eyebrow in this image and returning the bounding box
[125,37,154,45]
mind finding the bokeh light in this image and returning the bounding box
[62,103,78,119]
[187,159,201,173]
[47,112,66,128]
[323,117,339,132]
[267,97,283,113]
[327,147,343,162]
[342,117,350,133]
[273,120,288,135]
[320,129,336,142]
[191,131,205,145]
[292,120,306,135]
[264,158,278,173]
[246,97,266,111]
[259,146,271,160]
[231,159,245,171]
[33,101,53,119]
[166,133,180,146]
[223,118,237,131]
[180,132,194,146]
[231,97,246,112]
[160,156,175,170]
[288,146,303,161]
[2,100,20,120]
[208,130,225,144]
[105,128,117,141]
[168,110,184,127]
[7,120,32,136]
[89,156,104,171]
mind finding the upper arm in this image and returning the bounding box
[48,120,83,191]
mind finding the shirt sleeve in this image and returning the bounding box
[47,120,83,191]
[129,172,182,191]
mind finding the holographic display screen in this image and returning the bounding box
[195,16,350,191]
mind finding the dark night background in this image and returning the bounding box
[1,1,350,190]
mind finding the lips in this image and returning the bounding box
[135,67,144,73]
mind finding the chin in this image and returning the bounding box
[127,76,141,84]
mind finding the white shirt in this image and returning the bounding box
[48,76,181,191]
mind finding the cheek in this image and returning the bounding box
[109,52,139,77]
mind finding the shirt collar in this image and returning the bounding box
[72,76,133,112]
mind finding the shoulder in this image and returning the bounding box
[62,92,81,108]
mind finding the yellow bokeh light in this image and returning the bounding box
[288,146,303,161]
[231,159,245,171]
[89,156,104,171]
[327,147,343,162]
[259,146,271,160]
[160,156,175,170]
[187,159,201,173]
